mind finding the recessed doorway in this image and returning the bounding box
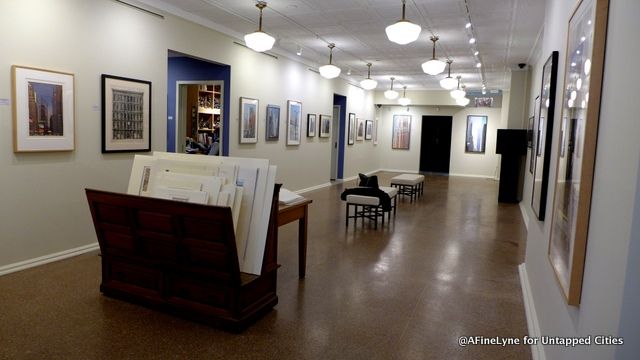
[420,115,453,174]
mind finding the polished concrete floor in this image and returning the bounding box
[0,173,530,359]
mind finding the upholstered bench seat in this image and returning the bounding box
[390,174,425,202]
[379,186,398,218]
[345,194,385,228]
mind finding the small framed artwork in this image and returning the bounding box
[465,115,488,153]
[240,97,258,144]
[373,119,379,145]
[365,120,373,140]
[527,116,534,149]
[287,100,302,145]
[12,66,75,152]
[101,74,151,153]
[532,51,559,221]
[475,97,493,107]
[265,104,280,141]
[356,118,364,141]
[348,113,356,145]
[307,114,316,137]
[530,95,541,174]
[548,0,609,306]
[319,115,331,138]
[392,114,411,150]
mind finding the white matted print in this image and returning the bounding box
[12,66,75,152]
[319,115,331,138]
[240,97,258,144]
[287,100,302,145]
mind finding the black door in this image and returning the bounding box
[420,116,452,173]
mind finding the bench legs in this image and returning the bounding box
[345,203,385,229]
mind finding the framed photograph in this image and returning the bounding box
[239,97,258,144]
[531,51,559,221]
[307,114,316,137]
[527,116,534,149]
[356,118,365,141]
[391,114,411,150]
[319,115,331,138]
[348,113,356,145]
[373,119,379,145]
[287,100,302,145]
[365,120,373,140]
[12,66,75,152]
[475,97,493,107]
[548,0,609,306]
[465,115,487,153]
[265,104,280,141]
[530,96,541,174]
[101,74,151,153]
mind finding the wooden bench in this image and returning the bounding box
[85,185,280,332]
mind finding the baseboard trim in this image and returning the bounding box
[519,263,546,360]
[294,182,333,194]
[378,168,419,174]
[0,242,99,276]
[519,202,530,230]
[448,173,496,179]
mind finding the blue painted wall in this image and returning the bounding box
[167,56,231,155]
[333,94,347,179]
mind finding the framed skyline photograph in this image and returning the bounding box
[531,51,559,221]
[392,114,411,150]
[12,66,75,152]
[287,100,302,145]
[101,74,151,153]
[365,120,373,140]
[307,114,316,137]
[348,113,356,145]
[373,119,379,145]
[240,97,258,144]
[548,0,609,306]
[319,115,331,138]
[265,104,280,141]
[356,118,364,141]
[465,115,487,153]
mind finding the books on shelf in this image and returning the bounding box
[127,152,276,275]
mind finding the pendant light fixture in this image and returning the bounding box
[319,43,341,79]
[384,77,399,100]
[422,36,446,75]
[360,63,378,90]
[385,0,422,45]
[439,60,458,90]
[450,76,466,99]
[456,95,470,106]
[244,1,276,53]
[398,86,411,106]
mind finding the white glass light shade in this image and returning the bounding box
[456,97,470,106]
[421,59,446,75]
[398,97,411,106]
[385,21,422,45]
[244,31,275,52]
[440,76,458,90]
[319,64,341,79]
[384,89,399,100]
[450,89,466,99]
[360,78,378,90]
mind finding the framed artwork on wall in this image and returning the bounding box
[356,118,364,141]
[531,51,559,221]
[319,115,331,138]
[265,104,280,141]
[373,119,379,145]
[391,114,411,150]
[307,114,317,137]
[548,0,609,306]
[12,65,75,152]
[527,116,534,149]
[530,95,541,174]
[365,120,373,140]
[465,115,487,153]
[287,100,302,145]
[348,113,356,145]
[239,97,258,144]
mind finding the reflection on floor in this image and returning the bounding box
[0,172,530,359]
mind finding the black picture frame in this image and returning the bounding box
[464,115,487,153]
[307,113,316,137]
[531,51,559,221]
[265,104,280,141]
[347,113,356,145]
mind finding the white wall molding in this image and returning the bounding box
[0,243,99,277]
[519,202,530,230]
[294,182,333,194]
[448,173,497,180]
[519,263,546,360]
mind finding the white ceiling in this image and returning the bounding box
[141,0,544,92]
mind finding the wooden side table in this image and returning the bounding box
[277,199,312,279]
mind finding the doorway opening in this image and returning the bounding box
[332,94,347,180]
[420,115,453,174]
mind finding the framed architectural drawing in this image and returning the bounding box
[319,115,331,138]
[287,100,302,145]
[365,120,373,140]
[348,113,356,145]
[465,115,487,153]
[373,119,379,145]
[101,74,151,153]
[531,51,559,221]
[265,104,279,141]
[548,0,609,306]
[239,97,258,144]
[391,114,410,150]
[356,118,364,141]
[307,114,316,137]
[12,66,75,152]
